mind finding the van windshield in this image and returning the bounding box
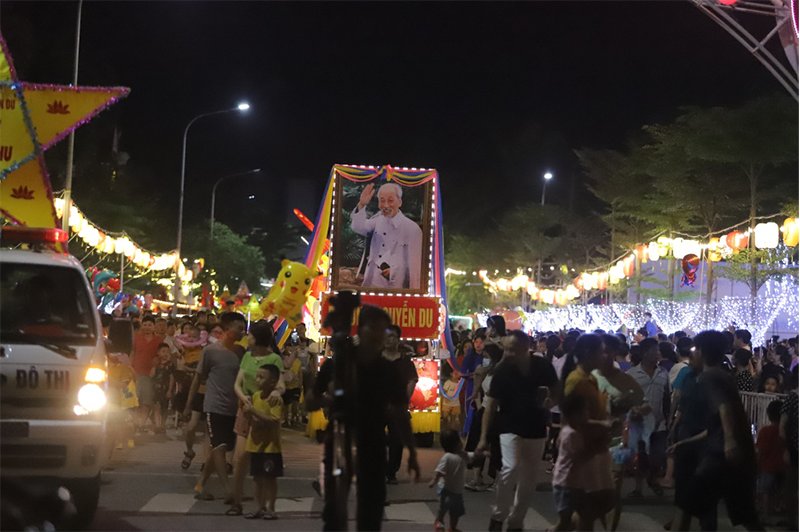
[0,263,98,346]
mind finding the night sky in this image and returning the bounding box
[1,1,784,246]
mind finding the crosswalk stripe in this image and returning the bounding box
[384,502,435,522]
[139,493,198,513]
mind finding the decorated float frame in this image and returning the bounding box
[329,166,434,296]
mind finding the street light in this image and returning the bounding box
[541,172,553,206]
[210,168,261,239]
[537,171,554,287]
[61,0,84,232]
[174,102,250,314]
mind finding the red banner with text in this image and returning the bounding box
[320,293,441,340]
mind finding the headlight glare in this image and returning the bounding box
[77,384,106,412]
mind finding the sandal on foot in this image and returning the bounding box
[181,450,196,470]
[245,510,266,519]
[194,492,214,501]
[262,510,278,520]
[225,505,243,516]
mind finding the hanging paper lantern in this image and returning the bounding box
[718,0,738,5]
[565,285,580,299]
[648,242,659,261]
[726,230,748,251]
[671,238,685,259]
[754,222,780,249]
[597,272,608,291]
[526,281,538,298]
[609,265,621,285]
[783,217,799,247]
[622,256,635,277]
[510,274,528,291]
[707,237,722,262]
[582,272,594,290]
[591,272,600,289]
[657,236,671,257]
[635,244,648,261]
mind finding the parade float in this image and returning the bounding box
[265,164,455,441]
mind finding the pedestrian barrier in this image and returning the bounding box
[740,391,786,435]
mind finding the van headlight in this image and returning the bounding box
[85,367,107,383]
[77,383,106,413]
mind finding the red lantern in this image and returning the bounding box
[635,244,648,261]
[726,230,748,251]
[597,272,608,291]
[623,256,635,277]
[718,0,737,5]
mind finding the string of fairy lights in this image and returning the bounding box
[470,216,799,305]
[473,277,798,345]
[54,198,194,284]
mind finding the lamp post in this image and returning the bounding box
[173,103,250,314]
[61,0,84,232]
[210,168,261,240]
[541,172,553,206]
[537,172,554,286]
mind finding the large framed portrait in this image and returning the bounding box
[331,177,432,294]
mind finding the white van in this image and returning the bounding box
[1,227,109,527]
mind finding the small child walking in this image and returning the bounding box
[755,400,786,523]
[442,373,462,431]
[552,393,615,531]
[243,364,284,520]
[429,429,472,532]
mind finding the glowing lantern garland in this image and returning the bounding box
[53,197,193,277]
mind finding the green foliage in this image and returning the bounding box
[717,247,798,293]
[183,221,266,292]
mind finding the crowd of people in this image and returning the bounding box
[442,315,798,531]
[101,304,798,530]
[102,309,321,519]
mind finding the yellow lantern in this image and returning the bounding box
[707,237,722,262]
[783,217,799,247]
[754,222,779,249]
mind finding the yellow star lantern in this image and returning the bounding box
[0,33,129,230]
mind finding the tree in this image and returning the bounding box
[717,247,798,316]
[182,221,266,293]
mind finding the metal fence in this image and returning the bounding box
[740,391,787,435]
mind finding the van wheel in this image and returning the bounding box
[68,474,100,530]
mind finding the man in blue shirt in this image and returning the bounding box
[644,312,659,339]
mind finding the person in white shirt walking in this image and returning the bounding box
[351,182,422,290]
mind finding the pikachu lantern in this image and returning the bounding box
[261,260,322,329]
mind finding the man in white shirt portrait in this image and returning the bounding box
[350,182,423,290]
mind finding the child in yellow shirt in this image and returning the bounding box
[243,364,283,520]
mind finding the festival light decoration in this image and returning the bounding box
[474,215,795,304]
[480,275,797,345]
[755,222,780,249]
[783,217,799,247]
[54,197,191,274]
[726,230,749,250]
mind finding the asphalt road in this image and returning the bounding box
[92,425,756,531]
